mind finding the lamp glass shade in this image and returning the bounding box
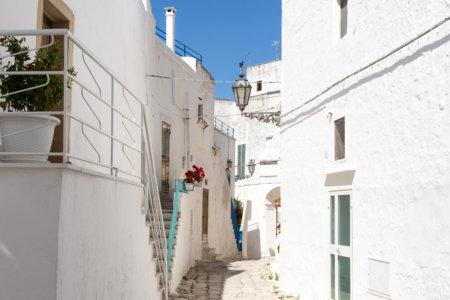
[232,77,252,111]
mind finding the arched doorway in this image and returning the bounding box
[265,186,280,256]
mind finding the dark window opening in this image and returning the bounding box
[257,80,262,91]
[335,117,345,160]
[198,104,203,120]
[340,0,348,38]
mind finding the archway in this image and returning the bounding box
[264,186,280,256]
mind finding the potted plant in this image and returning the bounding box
[192,165,205,187]
[184,170,196,191]
[0,36,76,162]
[184,165,205,191]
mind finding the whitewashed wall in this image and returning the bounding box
[214,60,281,259]
[149,37,239,281]
[166,188,203,293]
[210,129,239,258]
[0,168,62,300]
[0,166,160,300]
[0,1,239,297]
[280,0,450,298]
[57,168,159,300]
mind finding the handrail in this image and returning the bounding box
[214,117,234,138]
[168,179,183,272]
[0,29,169,299]
[142,107,168,300]
[155,27,203,64]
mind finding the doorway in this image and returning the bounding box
[161,122,171,193]
[202,189,209,235]
[37,0,74,163]
[330,192,352,300]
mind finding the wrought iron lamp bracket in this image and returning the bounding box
[242,111,281,126]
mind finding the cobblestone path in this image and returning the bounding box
[170,257,291,300]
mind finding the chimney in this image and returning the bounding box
[164,7,176,51]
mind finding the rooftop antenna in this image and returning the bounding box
[242,52,251,67]
[272,41,280,60]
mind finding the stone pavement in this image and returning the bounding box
[170,257,294,300]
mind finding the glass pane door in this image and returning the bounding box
[330,192,351,300]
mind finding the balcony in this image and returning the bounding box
[214,117,234,138]
[0,29,145,182]
[155,27,203,64]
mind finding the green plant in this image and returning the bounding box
[277,243,280,253]
[268,271,273,280]
[0,36,76,112]
[233,198,244,226]
[275,272,279,281]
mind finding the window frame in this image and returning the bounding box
[334,117,345,161]
[256,80,262,92]
[329,190,353,300]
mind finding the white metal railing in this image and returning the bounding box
[0,29,168,299]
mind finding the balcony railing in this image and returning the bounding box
[214,117,234,138]
[0,29,168,299]
[155,27,203,64]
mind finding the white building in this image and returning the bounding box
[215,60,281,259]
[279,1,450,299]
[0,1,238,299]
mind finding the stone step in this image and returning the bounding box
[162,211,173,219]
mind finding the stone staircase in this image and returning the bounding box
[201,234,222,262]
[151,192,179,283]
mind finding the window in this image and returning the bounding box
[340,0,348,38]
[198,104,203,120]
[257,80,262,91]
[237,144,246,179]
[335,117,345,160]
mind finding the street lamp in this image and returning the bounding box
[232,62,252,112]
[248,159,256,176]
[227,159,233,168]
[232,62,281,126]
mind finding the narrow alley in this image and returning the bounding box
[170,258,292,300]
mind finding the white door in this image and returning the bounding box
[330,192,352,300]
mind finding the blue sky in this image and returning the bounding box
[151,0,281,99]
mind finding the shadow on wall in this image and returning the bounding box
[268,247,276,256]
[247,223,262,260]
[281,32,450,133]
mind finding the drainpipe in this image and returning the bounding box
[164,7,176,51]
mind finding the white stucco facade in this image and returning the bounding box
[280,0,450,299]
[215,60,281,259]
[0,0,238,298]
[0,166,160,300]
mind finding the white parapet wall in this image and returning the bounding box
[169,188,203,293]
[0,166,160,300]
